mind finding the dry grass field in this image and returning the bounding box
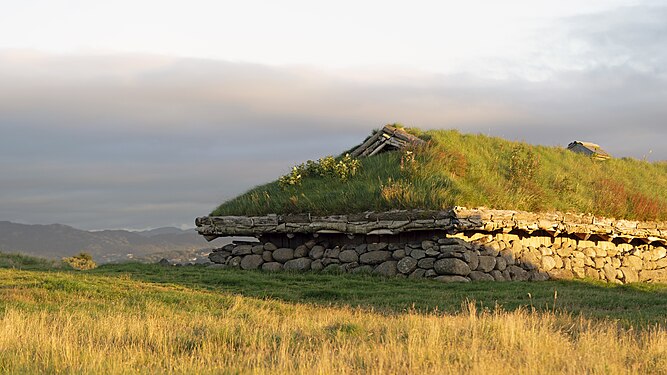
[1,260,667,374]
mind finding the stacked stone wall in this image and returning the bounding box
[208,231,667,283]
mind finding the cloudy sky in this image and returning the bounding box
[1,0,666,230]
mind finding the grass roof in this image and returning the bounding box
[212,127,667,221]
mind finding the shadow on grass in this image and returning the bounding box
[90,263,667,327]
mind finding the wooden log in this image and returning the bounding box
[351,131,382,157]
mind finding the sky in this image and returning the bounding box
[1,0,666,230]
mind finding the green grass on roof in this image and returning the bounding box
[212,128,667,221]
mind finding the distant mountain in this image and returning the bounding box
[134,227,192,237]
[0,221,229,263]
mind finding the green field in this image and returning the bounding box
[2,255,667,373]
[213,127,667,221]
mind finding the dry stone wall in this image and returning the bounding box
[207,231,667,283]
[200,208,667,283]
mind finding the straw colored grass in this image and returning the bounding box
[1,268,666,374]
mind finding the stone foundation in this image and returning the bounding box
[200,208,667,283]
[208,231,667,283]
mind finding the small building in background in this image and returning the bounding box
[567,141,611,161]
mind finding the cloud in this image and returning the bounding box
[1,27,666,229]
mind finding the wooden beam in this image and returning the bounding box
[351,131,382,157]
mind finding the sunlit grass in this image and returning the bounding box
[213,128,667,221]
[1,263,667,373]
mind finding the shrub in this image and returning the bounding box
[278,154,361,189]
[63,252,97,270]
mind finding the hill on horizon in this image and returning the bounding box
[0,221,229,263]
[212,126,667,221]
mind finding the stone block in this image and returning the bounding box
[469,271,495,281]
[417,257,435,269]
[397,257,418,274]
[273,248,295,263]
[339,250,359,263]
[477,256,496,272]
[240,254,263,270]
[360,250,392,265]
[262,262,283,272]
[434,258,471,276]
[284,258,312,271]
[309,246,325,259]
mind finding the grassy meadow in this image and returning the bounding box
[213,127,667,221]
[2,255,667,373]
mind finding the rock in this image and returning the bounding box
[342,262,359,272]
[294,245,309,258]
[548,269,574,280]
[374,261,398,277]
[424,269,437,278]
[305,239,317,249]
[620,267,638,283]
[603,264,617,282]
[481,243,500,257]
[422,240,436,250]
[311,259,324,271]
[584,267,600,280]
[359,250,392,265]
[355,244,368,254]
[309,246,325,259]
[651,247,667,261]
[388,243,402,251]
[322,264,343,273]
[240,255,263,270]
[322,258,340,266]
[409,268,426,279]
[417,257,435,269]
[440,244,468,255]
[434,275,469,283]
[284,258,312,271]
[639,269,667,282]
[392,249,406,260]
[495,256,507,271]
[228,256,242,268]
[368,242,388,251]
[477,256,496,272]
[541,256,556,272]
[572,266,586,279]
[263,242,278,251]
[434,258,471,276]
[410,249,426,259]
[339,250,359,263]
[425,249,440,257]
[467,253,479,271]
[262,262,283,272]
[208,252,229,264]
[622,255,643,271]
[251,245,264,255]
[273,248,295,263]
[438,238,468,247]
[508,265,529,281]
[324,247,341,258]
[583,247,597,258]
[397,257,418,274]
[469,271,495,281]
[262,251,273,262]
[351,265,373,274]
[530,271,550,281]
[594,257,606,269]
[490,270,506,281]
[232,245,253,256]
